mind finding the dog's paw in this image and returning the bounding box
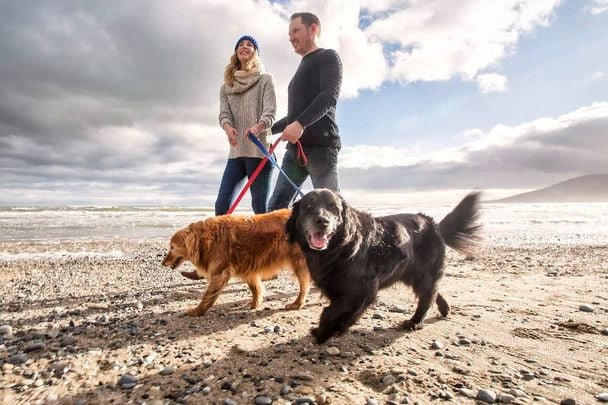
[184,307,204,317]
[310,327,332,344]
[284,301,303,310]
[181,270,201,280]
[247,300,262,310]
[402,319,424,331]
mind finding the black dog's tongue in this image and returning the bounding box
[310,232,329,249]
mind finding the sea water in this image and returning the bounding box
[1,203,607,259]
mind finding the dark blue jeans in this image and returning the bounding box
[268,146,340,211]
[215,157,273,215]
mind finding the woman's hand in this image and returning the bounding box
[246,122,266,138]
[224,125,238,146]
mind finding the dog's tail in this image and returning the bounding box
[438,192,482,256]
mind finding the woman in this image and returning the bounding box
[216,35,276,215]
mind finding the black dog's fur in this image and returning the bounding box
[286,189,481,344]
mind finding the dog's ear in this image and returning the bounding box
[339,194,357,241]
[286,200,301,243]
[184,228,203,266]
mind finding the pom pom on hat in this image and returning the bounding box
[234,35,260,53]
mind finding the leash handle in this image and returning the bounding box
[248,133,305,198]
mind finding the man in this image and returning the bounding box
[267,12,343,211]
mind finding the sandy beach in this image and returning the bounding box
[1,236,607,405]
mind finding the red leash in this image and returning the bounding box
[182,137,304,280]
[226,137,282,214]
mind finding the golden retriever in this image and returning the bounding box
[162,209,310,316]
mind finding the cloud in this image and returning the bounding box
[585,71,605,83]
[476,73,508,93]
[0,0,577,205]
[364,0,561,83]
[339,102,608,190]
[587,0,608,14]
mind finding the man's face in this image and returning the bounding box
[289,17,315,56]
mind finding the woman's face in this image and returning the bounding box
[236,40,256,65]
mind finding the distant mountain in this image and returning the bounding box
[493,174,608,203]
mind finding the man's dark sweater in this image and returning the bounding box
[272,48,343,150]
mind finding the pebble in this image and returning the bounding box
[254,395,273,405]
[293,398,315,405]
[597,393,608,402]
[7,354,27,365]
[389,305,407,313]
[601,328,608,336]
[430,340,442,350]
[578,304,594,313]
[118,374,138,388]
[521,370,535,381]
[367,399,379,405]
[221,381,234,391]
[477,389,497,403]
[382,374,396,385]
[202,386,211,395]
[499,393,515,403]
[159,366,175,375]
[0,325,13,335]
[326,346,340,356]
[280,384,292,395]
[23,343,45,353]
[372,312,385,319]
[458,388,476,398]
[291,373,314,381]
[509,388,527,397]
[61,336,77,347]
[560,399,576,405]
[295,385,314,395]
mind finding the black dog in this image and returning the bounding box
[286,189,481,344]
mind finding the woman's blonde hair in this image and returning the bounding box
[223,51,262,86]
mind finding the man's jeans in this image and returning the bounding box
[268,146,340,211]
[215,157,273,215]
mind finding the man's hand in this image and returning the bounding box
[281,121,304,144]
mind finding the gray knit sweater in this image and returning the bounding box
[219,73,276,159]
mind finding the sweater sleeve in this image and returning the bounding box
[295,49,342,128]
[258,74,277,130]
[218,84,233,129]
[271,116,288,134]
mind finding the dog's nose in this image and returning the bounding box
[314,216,329,227]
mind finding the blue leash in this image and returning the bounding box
[248,133,305,198]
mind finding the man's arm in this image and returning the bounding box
[271,116,289,134]
[295,49,342,128]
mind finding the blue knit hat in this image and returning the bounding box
[234,35,260,53]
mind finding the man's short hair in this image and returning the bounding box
[291,12,321,35]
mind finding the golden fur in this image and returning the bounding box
[162,209,310,316]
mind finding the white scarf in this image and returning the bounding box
[224,63,263,94]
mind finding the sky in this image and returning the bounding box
[0,0,607,207]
